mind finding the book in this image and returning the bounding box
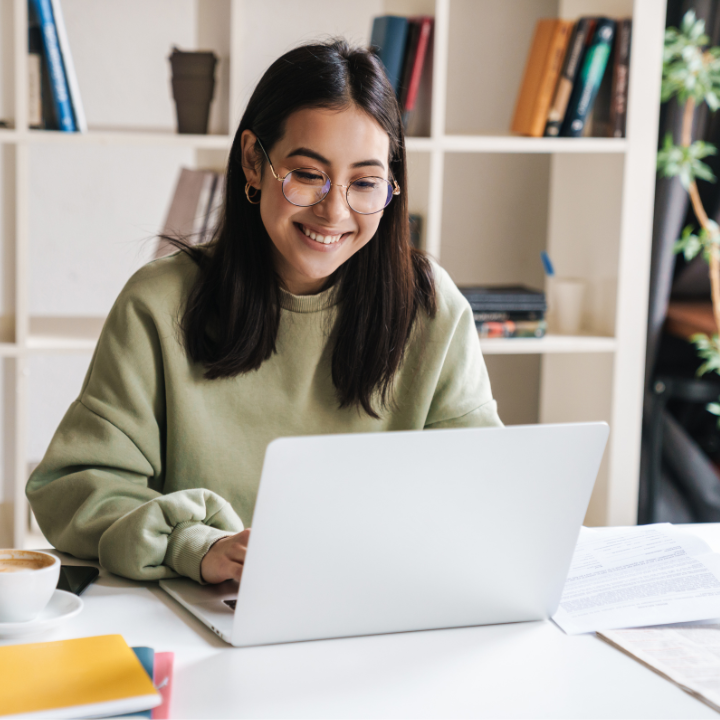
[30,0,76,132]
[152,652,174,720]
[473,310,545,322]
[589,28,614,137]
[50,0,87,132]
[544,18,595,137]
[117,648,155,719]
[459,285,547,313]
[404,19,433,137]
[511,19,574,137]
[477,319,547,338]
[409,213,422,249]
[401,17,433,129]
[155,168,223,258]
[370,16,409,96]
[0,634,161,718]
[560,18,616,137]
[609,19,632,138]
[397,19,421,109]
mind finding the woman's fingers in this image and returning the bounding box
[200,529,251,584]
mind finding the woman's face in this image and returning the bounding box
[241,106,391,295]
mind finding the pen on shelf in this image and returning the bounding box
[540,250,555,277]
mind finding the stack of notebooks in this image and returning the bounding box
[0,635,173,719]
[459,285,547,339]
[369,15,433,134]
[511,16,632,138]
[28,0,86,132]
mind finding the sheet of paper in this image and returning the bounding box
[552,524,720,634]
[599,623,720,713]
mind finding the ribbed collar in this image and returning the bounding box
[279,283,340,313]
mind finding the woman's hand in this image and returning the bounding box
[200,529,251,584]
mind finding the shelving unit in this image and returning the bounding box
[0,0,665,548]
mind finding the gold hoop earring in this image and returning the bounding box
[245,182,261,204]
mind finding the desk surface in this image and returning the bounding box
[3,524,720,719]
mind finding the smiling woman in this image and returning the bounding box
[25,39,502,586]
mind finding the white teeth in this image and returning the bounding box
[301,225,341,244]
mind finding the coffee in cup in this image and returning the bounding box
[0,550,60,622]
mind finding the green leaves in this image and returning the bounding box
[663,10,720,108]
[673,222,720,261]
[690,335,720,427]
[657,134,717,188]
[674,225,704,260]
[691,333,720,376]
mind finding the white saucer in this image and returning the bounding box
[0,589,83,637]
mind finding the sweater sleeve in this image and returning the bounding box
[26,272,243,583]
[423,290,503,430]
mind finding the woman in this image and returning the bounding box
[27,39,501,585]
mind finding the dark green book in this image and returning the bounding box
[560,18,616,137]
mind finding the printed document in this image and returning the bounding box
[552,524,720,634]
[599,624,720,713]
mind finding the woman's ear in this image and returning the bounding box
[240,129,262,189]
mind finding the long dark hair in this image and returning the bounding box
[168,38,436,418]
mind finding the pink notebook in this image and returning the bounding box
[152,652,174,719]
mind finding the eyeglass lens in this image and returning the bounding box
[281,169,393,214]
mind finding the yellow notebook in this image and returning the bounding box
[0,634,161,718]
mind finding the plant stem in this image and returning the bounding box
[682,97,720,334]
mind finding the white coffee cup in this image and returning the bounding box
[550,278,586,335]
[0,549,60,623]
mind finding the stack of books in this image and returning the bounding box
[511,16,632,138]
[459,285,547,339]
[28,0,86,132]
[369,15,434,135]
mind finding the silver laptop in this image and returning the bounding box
[160,422,608,647]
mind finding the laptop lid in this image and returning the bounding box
[231,422,608,647]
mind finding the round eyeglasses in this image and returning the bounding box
[255,137,400,215]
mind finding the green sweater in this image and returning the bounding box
[27,252,501,583]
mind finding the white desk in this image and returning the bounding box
[4,524,719,719]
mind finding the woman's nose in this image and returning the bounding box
[313,183,351,224]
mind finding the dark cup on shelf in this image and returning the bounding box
[169,47,217,134]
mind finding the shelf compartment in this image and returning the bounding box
[479,334,617,355]
[28,317,104,352]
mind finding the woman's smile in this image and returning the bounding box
[294,222,352,251]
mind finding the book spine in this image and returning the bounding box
[609,19,632,138]
[476,320,547,338]
[50,0,87,132]
[532,20,573,137]
[511,19,573,137]
[370,16,409,95]
[397,19,420,109]
[404,17,432,112]
[473,311,544,322]
[560,18,616,137]
[31,0,75,132]
[544,18,595,137]
[151,652,174,720]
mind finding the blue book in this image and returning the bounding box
[370,16,409,95]
[560,18,616,137]
[30,0,76,132]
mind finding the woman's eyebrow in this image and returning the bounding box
[286,147,385,169]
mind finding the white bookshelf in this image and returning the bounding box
[0,0,665,548]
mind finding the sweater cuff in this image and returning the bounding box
[165,521,234,583]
